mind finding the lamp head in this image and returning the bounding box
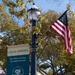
[27,3,41,21]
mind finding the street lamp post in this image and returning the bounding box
[27,3,41,75]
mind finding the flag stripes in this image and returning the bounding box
[50,11,73,55]
[64,26,73,54]
[51,20,65,38]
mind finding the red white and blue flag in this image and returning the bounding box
[50,10,73,55]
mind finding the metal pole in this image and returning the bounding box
[31,20,37,75]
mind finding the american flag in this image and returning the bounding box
[50,10,73,55]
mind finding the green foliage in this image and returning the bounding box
[48,70,53,75]
[37,10,75,75]
[0,0,75,74]
[2,0,33,18]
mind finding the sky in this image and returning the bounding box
[0,0,75,13]
[0,0,75,35]
[18,0,75,27]
[0,0,75,72]
[14,0,75,27]
[33,0,75,13]
[33,0,67,13]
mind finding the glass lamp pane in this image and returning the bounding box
[27,3,41,20]
[28,10,41,20]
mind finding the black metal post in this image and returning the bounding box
[31,20,37,75]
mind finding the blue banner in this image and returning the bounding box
[7,44,30,75]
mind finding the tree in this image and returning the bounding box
[0,0,34,71]
[0,0,75,75]
[36,10,75,75]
